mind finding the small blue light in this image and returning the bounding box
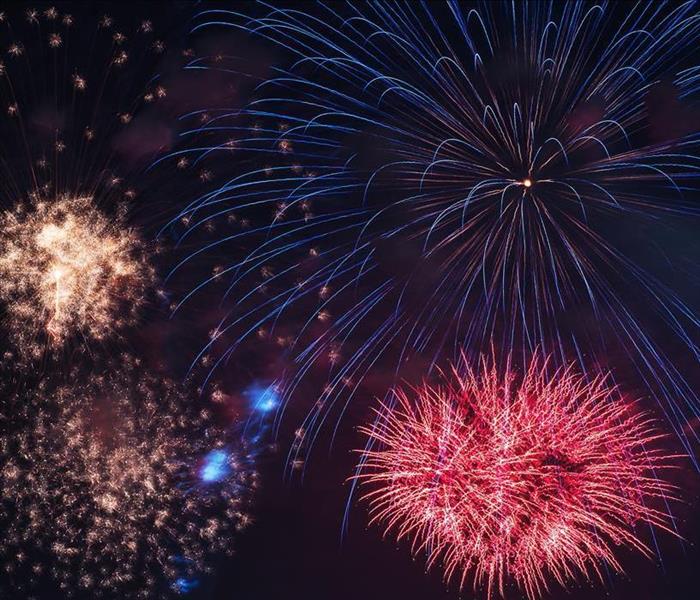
[173,577,199,594]
[199,449,230,483]
[245,383,280,414]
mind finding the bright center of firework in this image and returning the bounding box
[200,449,230,483]
[0,195,151,352]
[521,178,533,188]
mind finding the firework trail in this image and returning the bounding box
[161,1,700,464]
[358,354,679,600]
[0,356,258,599]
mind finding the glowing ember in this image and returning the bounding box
[0,195,152,355]
[358,356,677,600]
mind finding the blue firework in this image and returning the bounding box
[160,1,700,467]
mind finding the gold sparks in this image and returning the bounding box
[0,195,152,355]
[0,360,257,597]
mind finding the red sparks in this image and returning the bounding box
[358,356,678,599]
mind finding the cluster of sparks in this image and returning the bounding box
[358,356,677,600]
[0,195,152,356]
[0,357,257,598]
[0,5,177,360]
[164,0,700,469]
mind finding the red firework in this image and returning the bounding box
[358,356,678,599]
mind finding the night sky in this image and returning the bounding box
[0,2,698,600]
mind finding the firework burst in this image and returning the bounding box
[0,195,152,355]
[0,6,177,360]
[0,356,257,599]
[162,1,700,464]
[358,355,678,600]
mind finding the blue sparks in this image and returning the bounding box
[199,449,230,483]
[172,577,199,595]
[161,1,700,470]
[245,383,279,414]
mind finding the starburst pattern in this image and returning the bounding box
[358,355,678,600]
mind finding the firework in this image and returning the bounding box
[358,355,677,599]
[162,1,700,463]
[0,195,152,355]
[0,356,257,599]
[0,7,179,359]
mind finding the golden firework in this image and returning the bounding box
[0,195,152,356]
[0,357,258,598]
